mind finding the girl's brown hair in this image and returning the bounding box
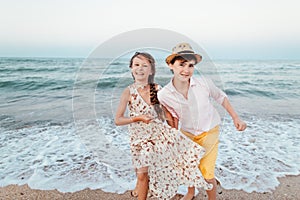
[129,52,155,83]
[129,52,164,121]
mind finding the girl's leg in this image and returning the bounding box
[137,167,149,200]
[181,187,195,200]
[131,170,139,197]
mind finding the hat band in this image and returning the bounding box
[177,50,195,54]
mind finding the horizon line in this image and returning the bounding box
[0,56,299,61]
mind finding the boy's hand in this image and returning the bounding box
[233,118,247,131]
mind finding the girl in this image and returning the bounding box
[115,52,212,200]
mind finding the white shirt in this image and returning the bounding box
[158,76,227,135]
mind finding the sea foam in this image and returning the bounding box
[0,115,299,193]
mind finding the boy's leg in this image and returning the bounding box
[180,127,219,200]
[205,178,217,200]
[193,126,220,200]
[194,127,219,200]
[199,147,218,200]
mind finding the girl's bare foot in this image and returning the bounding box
[180,193,194,200]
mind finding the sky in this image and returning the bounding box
[1,0,299,59]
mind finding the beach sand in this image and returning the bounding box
[0,175,299,200]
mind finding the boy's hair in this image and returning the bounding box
[169,54,197,65]
[169,54,197,73]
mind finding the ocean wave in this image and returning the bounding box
[0,79,74,91]
[96,77,132,89]
[110,61,128,66]
[243,88,277,98]
[0,115,299,193]
[0,67,61,73]
[225,89,244,96]
[225,88,276,98]
[1,58,300,193]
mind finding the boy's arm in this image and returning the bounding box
[222,97,247,131]
[163,106,178,129]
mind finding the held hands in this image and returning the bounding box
[233,117,247,131]
[140,115,153,124]
[132,115,153,124]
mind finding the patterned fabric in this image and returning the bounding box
[181,126,220,179]
[128,84,213,200]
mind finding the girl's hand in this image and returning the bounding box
[233,118,247,131]
[135,115,153,124]
[140,115,153,124]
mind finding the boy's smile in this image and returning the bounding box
[169,59,195,82]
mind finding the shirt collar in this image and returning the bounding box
[190,76,197,87]
[167,76,196,92]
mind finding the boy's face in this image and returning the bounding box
[168,59,195,82]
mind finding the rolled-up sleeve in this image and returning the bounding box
[205,78,227,104]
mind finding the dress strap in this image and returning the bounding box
[128,84,135,95]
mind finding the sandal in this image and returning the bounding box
[130,190,138,198]
[180,194,195,200]
[216,178,223,194]
[180,197,195,200]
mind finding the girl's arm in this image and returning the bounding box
[115,88,153,126]
[115,88,132,126]
[222,97,247,131]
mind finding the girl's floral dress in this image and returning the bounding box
[128,84,212,199]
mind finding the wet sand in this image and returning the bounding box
[0,175,299,200]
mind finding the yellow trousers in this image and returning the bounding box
[181,126,219,180]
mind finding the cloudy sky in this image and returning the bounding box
[1,0,299,59]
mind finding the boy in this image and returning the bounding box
[157,42,247,200]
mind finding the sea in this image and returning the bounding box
[0,56,299,194]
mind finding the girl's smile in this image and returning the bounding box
[131,56,153,83]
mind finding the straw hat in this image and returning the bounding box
[166,42,202,64]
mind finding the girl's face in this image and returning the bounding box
[131,55,153,83]
[169,59,195,82]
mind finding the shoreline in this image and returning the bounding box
[0,175,299,200]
